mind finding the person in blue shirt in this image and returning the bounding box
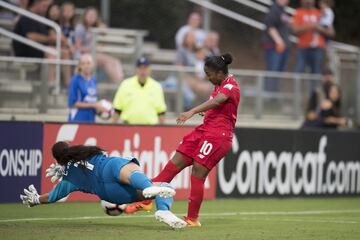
[20,141,186,229]
[68,54,107,123]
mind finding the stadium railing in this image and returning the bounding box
[0,0,62,94]
[187,0,360,126]
[91,28,148,65]
[0,54,321,119]
[0,56,77,113]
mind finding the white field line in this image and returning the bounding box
[1,209,360,224]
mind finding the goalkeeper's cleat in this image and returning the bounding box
[142,185,176,199]
[155,210,187,229]
[124,200,153,214]
[184,216,202,227]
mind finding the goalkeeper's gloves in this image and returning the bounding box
[45,163,65,183]
[20,184,40,208]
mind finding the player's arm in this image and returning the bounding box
[177,93,228,124]
[112,84,125,123]
[20,185,49,207]
[74,101,107,112]
[112,109,122,123]
[158,112,166,124]
[20,181,78,207]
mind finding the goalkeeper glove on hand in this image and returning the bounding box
[20,184,40,208]
[45,163,65,183]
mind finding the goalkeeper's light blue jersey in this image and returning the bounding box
[48,154,140,204]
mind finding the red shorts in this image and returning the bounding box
[176,129,232,170]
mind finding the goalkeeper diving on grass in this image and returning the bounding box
[20,141,186,229]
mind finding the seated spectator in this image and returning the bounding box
[112,57,166,125]
[45,3,60,25]
[74,7,124,82]
[68,54,107,123]
[175,11,206,49]
[302,68,334,127]
[60,2,76,43]
[12,0,52,58]
[204,31,220,57]
[45,3,72,87]
[318,84,348,129]
[188,47,212,100]
[0,0,28,20]
[175,31,197,66]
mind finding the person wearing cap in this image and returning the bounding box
[111,57,166,125]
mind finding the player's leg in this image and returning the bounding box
[125,131,200,214]
[118,162,175,198]
[152,152,193,183]
[154,183,187,229]
[185,137,232,227]
[152,130,201,183]
[184,161,209,227]
[124,153,191,214]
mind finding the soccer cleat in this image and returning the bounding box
[124,200,153,214]
[184,216,202,227]
[155,210,187,229]
[142,186,176,199]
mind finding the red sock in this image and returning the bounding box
[152,161,182,183]
[187,175,206,220]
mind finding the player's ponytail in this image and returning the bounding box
[52,141,104,166]
[204,53,233,74]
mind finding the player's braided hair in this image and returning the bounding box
[52,141,104,166]
[204,53,233,75]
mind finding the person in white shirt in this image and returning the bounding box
[175,11,206,49]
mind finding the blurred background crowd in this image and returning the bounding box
[0,0,359,130]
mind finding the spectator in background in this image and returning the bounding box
[204,31,220,57]
[318,84,348,129]
[0,0,28,20]
[187,47,212,101]
[261,0,291,92]
[45,3,60,25]
[68,54,107,123]
[74,7,124,82]
[319,0,335,42]
[303,83,349,129]
[112,57,166,125]
[292,0,334,76]
[60,2,76,45]
[45,3,72,88]
[175,11,206,49]
[12,0,52,58]
[175,31,197,66]
[302,68,334,128]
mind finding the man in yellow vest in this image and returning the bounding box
[112,57,166,124]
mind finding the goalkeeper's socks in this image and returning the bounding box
[187,175,206,220]
[155,183,174,210]
[152,160,183,183]
[128,170,153,190]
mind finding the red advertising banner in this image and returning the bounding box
[42,123,217,201]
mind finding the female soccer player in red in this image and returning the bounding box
[126,53,240,227]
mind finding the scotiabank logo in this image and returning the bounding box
[42,123,216,200]
[219,135,360,196]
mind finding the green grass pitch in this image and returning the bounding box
[1,198,360,240]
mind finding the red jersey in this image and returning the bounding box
[196,74,240,136]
